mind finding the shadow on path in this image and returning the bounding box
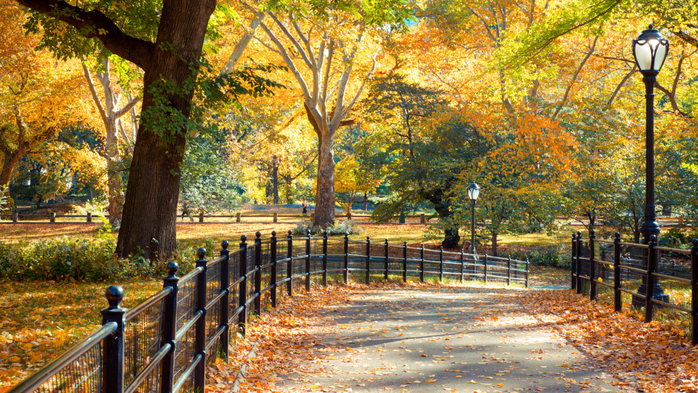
[274,285,628,393]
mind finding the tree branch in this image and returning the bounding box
[16,0,154,69]
[552,36,597,120]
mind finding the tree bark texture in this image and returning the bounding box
[307,107,337,228]
[116,0,216,258]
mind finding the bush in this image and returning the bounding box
[509,244,569,268]
[291,220,363,236]
[0,237,198,282]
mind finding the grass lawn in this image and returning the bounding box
[0,221,570,388]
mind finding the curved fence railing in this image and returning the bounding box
[571,230,698,346]
[8,230,529,393]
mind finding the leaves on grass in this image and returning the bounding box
[519,289,698,392]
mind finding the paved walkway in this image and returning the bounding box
[275,285,625,392]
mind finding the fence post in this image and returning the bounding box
[571,233,577,290]
[403,241,408,283]
[460,248,465,283]
[691,239,698,345]
[366,236,371,284]
[420,244,425,283]
[525,258,530,288]
[270,232,277,307]
[219,242,230,360]
[50,212,55,223]
[194,248,208,392]
[645,235,657,322]
[322,230,328,286]
[287,231,293,296]
[576,232,583,294]
[12,211,18,223]
[343,233,349,284]
[199,212,204,223]
[239,236,248,335]
[254,232,262,316]
[305,230,311,291]
[507,255,512,286]
[484,254,488,285]
[614,233,622,312]
[589,229,597,300]
[160,263,179,393]
[236,212,241,222]
[420,214,425,224]
[384,239,389,281]
[439,246,444,283]
[101,285,126,393]
[87,212,92,223]
[273,213,278,223]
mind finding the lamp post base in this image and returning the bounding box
[633,280,670,308]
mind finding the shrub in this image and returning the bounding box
[0,237,199,282]
[291,220,363,236]
[509,244,569,268]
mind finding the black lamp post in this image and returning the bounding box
[467,182,480,254]
[632,25,670,302]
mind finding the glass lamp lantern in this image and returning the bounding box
[467,182,480,201]
[632,25,669,75]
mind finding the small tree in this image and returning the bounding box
[335,156,379,215]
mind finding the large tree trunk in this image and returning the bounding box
[115,0,216,259]
[315,130,336,228]
[491,232,498,256]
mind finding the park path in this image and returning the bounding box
[271,284,627,393]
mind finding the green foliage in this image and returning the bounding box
[509,244,569,268]
[0,237,202,282]
[24,0,161,61]
[266,0,414,29]
[142,58,285,146]
[291,219,363,236]
[179,131,243,213]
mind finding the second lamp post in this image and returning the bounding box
[467,182,480,254]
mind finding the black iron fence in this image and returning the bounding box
[571,230,698,345]
[8,231,529,393]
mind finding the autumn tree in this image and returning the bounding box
[17,0,288,258]
[81,55,141,225]
[249,0,413,228]
[0,2,94,209]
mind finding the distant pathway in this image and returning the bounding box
[274,284,625,392]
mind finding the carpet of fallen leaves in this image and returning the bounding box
[519,289,698,392]
[0,280,162,388]
[207,284,354,393]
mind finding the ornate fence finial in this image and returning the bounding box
[166,261,179,277]
[221,240,229,250]
[105,285,124,309]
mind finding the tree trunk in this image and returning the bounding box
[0,153,20,188]
[104,121,124,225]
[442,228,459,249]
[272,156,279,205]
[115,0,216,259]
[315,131,336,228]
[491,232,498,256]
[363,192,368,210]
